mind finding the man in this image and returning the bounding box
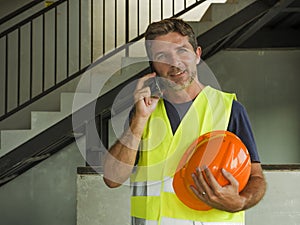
[103,18,266,225]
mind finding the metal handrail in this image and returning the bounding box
[0,0,44,25]
[0,0,208,122]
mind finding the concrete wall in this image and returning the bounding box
[76,169,300,225]
[0,138,86,225]
[77,174,131,225]
[246,169,300,225]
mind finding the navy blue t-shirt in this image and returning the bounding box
[164,99,260,162]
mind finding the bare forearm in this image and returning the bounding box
[103,139,138,188]
[103,115,147,188]
[103,74,159,188]
[239,170,267,211]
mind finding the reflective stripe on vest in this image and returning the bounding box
[131,176,175,196]
[131,86,243,224]
[131,180,163,197]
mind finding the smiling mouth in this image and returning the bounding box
[169,70,186,77]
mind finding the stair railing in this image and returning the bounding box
[0,0,208,122]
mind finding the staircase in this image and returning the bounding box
[0,0,281,186]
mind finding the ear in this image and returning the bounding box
[195,47,202,64]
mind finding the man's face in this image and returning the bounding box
[150,32,201,91]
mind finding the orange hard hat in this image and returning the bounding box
[173,130,251,211]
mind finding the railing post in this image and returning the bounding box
[115,0,118,48]
[5,35,8,114]
[91,0,94,62]
[79,0,82,70]
[67,0,70,77]
[17,28,21,106]
[102,0,105,55]
[125,0,129,57]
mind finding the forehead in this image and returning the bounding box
[149,32,193,54]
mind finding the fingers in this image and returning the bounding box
[134,72,157,103]
[193,167,213,196]
[222,168,239,188]
[193,167,237,192]
[191,170,208,201]
[190,166,242,211]
[133,73,160,118]
[134,87,151,104]
[135,72,157,90]
[202,166,222,191]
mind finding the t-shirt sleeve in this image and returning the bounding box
[227,100,261,163]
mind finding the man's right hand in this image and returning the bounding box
[133,72,160,120]
[103,73,160,188]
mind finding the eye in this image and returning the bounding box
[177,48,188,54]
[155,53,166,61]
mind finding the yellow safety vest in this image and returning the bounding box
[131,86,244,225]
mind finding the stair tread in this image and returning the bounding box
[1,129,36,157]
[31,111,67,130]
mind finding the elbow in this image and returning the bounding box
[103,176,122,188]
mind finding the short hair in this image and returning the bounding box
[144,18,198,58]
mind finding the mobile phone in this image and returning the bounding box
[144,61,163,98]
[144,77,163,98]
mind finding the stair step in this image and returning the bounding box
[0,129,35,157]
[0,91,96,158]
[74,72,93,93]
[60,92,97,114]
[183,0,214,22]
[183,0,240,22]
[0,110,69,157]
[121,57,149,77]
[188,21,218,36]
[188,0,255,37]
[31,111,66,130]
[209,0,255,23]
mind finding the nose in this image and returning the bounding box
[167,53,181,67]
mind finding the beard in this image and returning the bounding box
[163,70,197,91]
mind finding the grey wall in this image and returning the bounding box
[0,138,85,225]
[77,175,131,225]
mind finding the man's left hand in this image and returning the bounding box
[190,166,246,212]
